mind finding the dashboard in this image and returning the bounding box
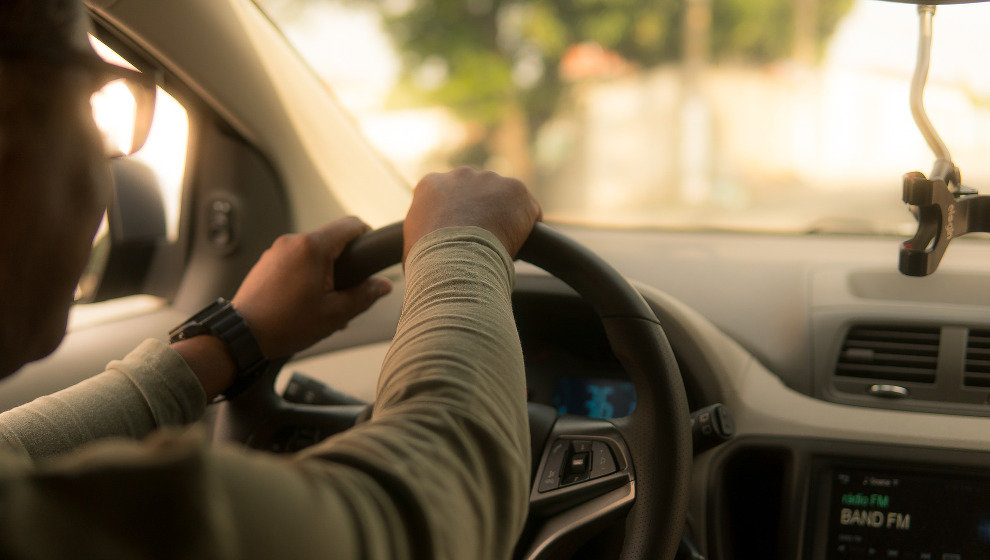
[467,229,990,559]
[279,228,990,559]
[571,228,990,560]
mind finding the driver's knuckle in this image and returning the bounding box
[504,177,526,194]
[274,233,316,260]
[452,166,477,179]
[416,173,441,190]
[271,233,297,251]
[295,235,319,258]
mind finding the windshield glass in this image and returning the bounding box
[255,0,990,235]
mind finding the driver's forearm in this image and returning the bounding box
[0,339,206,460]
[297,226,530,560]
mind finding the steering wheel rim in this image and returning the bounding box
[225,222,692,559]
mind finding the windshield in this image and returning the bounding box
[255,0,990,235]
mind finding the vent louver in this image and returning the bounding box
[964,329,990,387]
[835,325,939,384]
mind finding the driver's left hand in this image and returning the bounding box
[232,216,393,359]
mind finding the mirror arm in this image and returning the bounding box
[898,4,988,277]
[910,5,952,169]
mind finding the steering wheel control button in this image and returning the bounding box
[562,450,592,484]
[561,472,588,485]
[539,439,622,490]
[569,452,589,473]
[538,439,570,492]
[572,440,593,454]
[589,441,617,479]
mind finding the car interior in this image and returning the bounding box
[6,0,990,558]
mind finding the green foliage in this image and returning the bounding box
[373,0,686,124]
[345,0,854,157]
[815,0,856,59]
[711,0,854,62]
[712,0,794,62]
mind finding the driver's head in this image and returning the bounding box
[0,0,112,377]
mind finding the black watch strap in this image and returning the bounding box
[169,298,269,399]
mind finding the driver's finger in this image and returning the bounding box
[323,276,392,323]
[307,216,371,262]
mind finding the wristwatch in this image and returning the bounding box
[169,298,269,399]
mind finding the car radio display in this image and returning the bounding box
[826,467,990,559]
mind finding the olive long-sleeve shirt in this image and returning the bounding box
[0,227,530,559]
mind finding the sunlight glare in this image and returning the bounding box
[91,81,137,156]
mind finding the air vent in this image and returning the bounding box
[964,329,990,387]
[835,325,940,384]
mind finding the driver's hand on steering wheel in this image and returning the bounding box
[236,165,541,360]
[232,216,393,360]
[175,166,539,399]
[403,166,542,262]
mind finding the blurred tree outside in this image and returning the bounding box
[315,0,854,184]
[266,0,852,190]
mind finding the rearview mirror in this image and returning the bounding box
[76,158,167,303]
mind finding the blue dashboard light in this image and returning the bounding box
[553,377,636,419]
[978,518,990,542]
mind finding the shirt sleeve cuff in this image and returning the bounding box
[108,338,207,426]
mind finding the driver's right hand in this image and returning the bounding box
[403,166,543,263]
[232,217,392,360]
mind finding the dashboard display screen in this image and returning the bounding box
[552,377,635,419]
[826,467,990,559]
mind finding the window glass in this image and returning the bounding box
[257,0,990,235]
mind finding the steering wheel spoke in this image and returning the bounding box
[531,416,632,511]
[517,415,635,559]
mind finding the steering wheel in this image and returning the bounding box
[215,222,692,559]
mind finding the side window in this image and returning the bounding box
[71,36,190,326]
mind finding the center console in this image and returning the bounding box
[812,465,990,559]
[705,438,990,560]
